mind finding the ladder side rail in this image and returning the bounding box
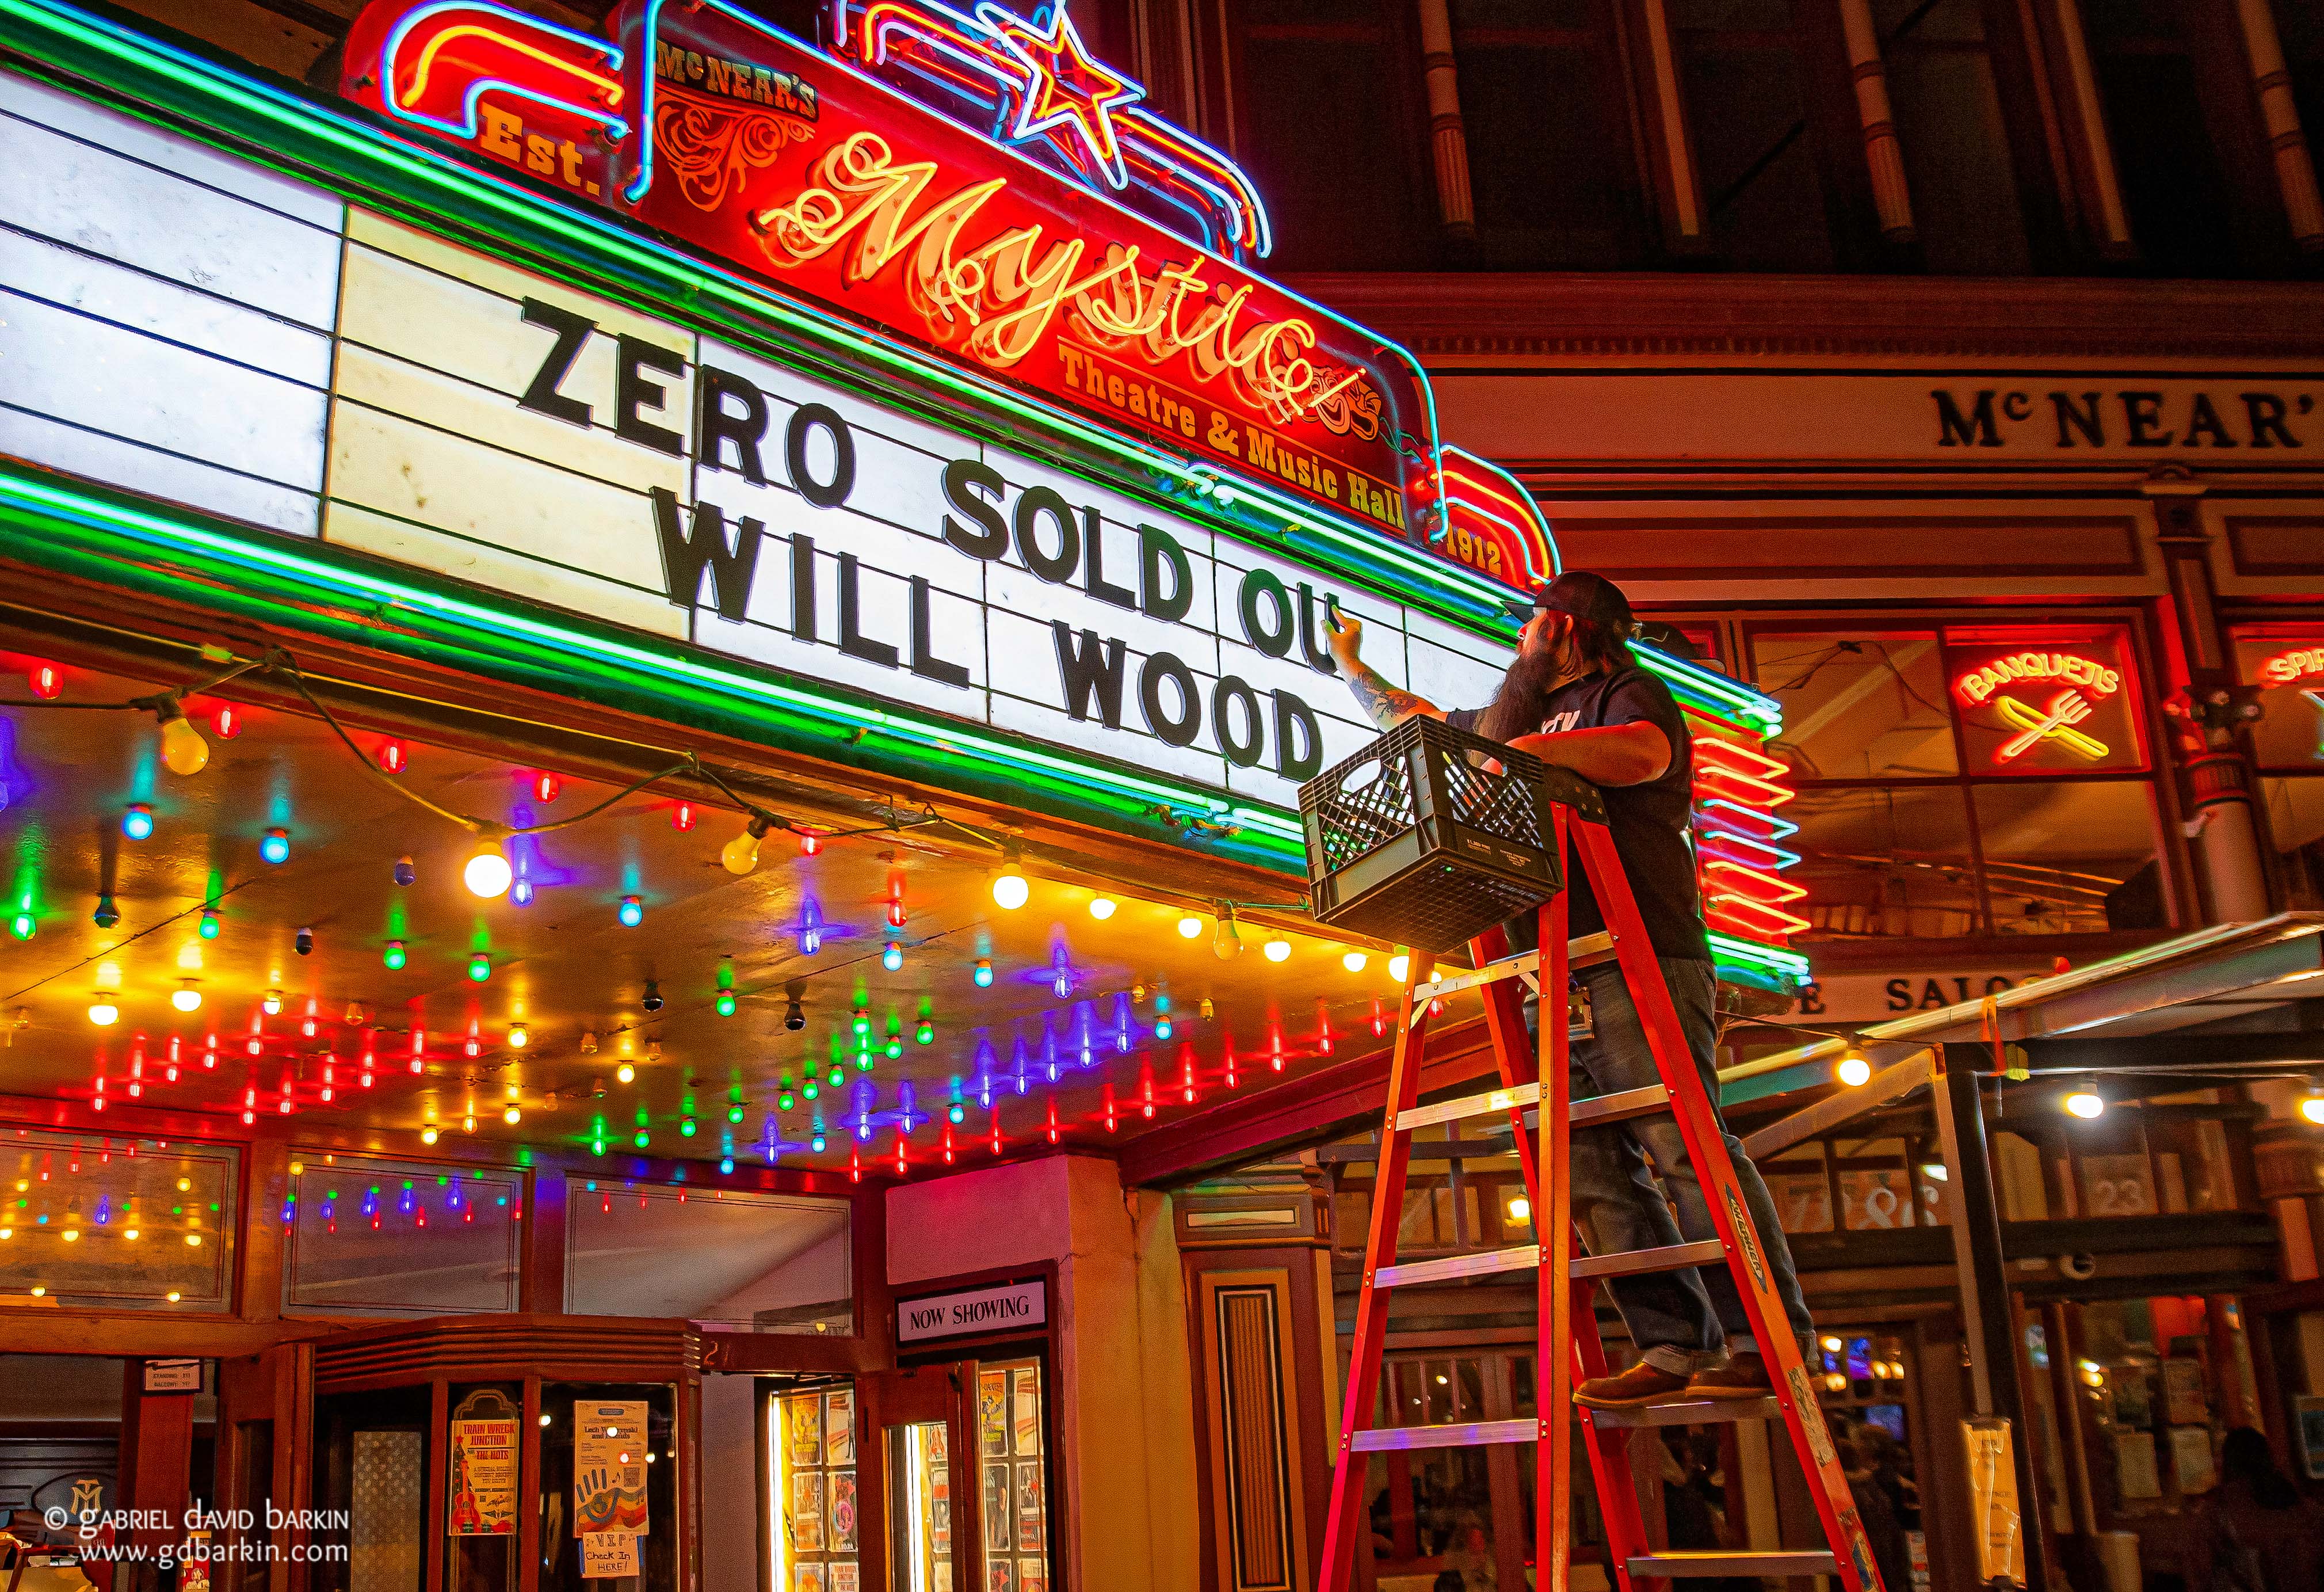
[1567,820,1883,1592]
[1468,923,1543,1205]
[1538,815,1581,1592]
[1318,952,1439,1592]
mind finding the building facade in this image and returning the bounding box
[3,4,2324,1592]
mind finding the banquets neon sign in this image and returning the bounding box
[1952,650,2121,764]
[337,0,1559,589]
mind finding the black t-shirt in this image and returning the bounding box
[1448,665,1710,962]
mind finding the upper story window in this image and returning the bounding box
[1748,621,2174,942]
[2080,0,2288,276]
[1668,0,1860,270]
[1872,0,2039,273]
[1448,0,1652,267]
[1220,0,1432,270]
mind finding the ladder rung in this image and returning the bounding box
[1352,1418,1537,1453]
[1566,1084,1670,1130]
[1406,932,1620,1006]
[1586,1395,1783,1429]
[1627,1552,1837,1579]
[1411,952,1536,1004]
[1570,1239,1724,1280]
[1398,1081,1539,1131]
[1375,1244,1541,1289]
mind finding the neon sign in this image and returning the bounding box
[1951,649,2125,766]
[336,0,1563,581]
[2259,646,2324,687]
[1952,651,2121,706]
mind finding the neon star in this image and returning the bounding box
[976,2,1144,188]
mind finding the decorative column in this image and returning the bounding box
[2044,0,2138,260]
[1835,0,1916,242]
[2149,477,2273,923]
[1416,0,1476,237]
[1628,0,1712,253]
[2233,0,2324,253]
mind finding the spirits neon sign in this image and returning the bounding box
[2258,646,2324,687]
[338,0,1565,583]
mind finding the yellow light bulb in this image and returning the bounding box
[508,1023,529,1049]
[166,1290,181,1302]
[617,1062,636,1084]
[1087,896,1117,920]
[124,1229,138,1240]
[722,822,765,875]
[1263,939,1291,962]
[62,1228,78,1243]
[421,1126,440,1145]
[1388,954,1410,983]
[1341,951,1368,973]
[88,999,118,1027]
[175,1178,190,1192]
[1177,915,1203,939]
[2065,1087,2104,1120]
[158,707,209,776]
[184,1233,201,1247]
[1506,1197,1531,1224]
[0,1228,12,1240]
[1836,1050,1872,1088]
[464,836,513,899]
[502,1105,522,1125]
[2302,1092,2324,1126]
[29,1285,44,1297]
[171,984,202,1013]
[991,863,1029,911]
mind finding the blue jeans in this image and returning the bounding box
[1558,957,1816,1373]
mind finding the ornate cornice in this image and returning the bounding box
[1286,272,2324,363]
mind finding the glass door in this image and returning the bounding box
[863,1365,979,1592]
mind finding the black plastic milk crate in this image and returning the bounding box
[1299,717,1560,954]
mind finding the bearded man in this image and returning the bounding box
[1327,572,1814,1407]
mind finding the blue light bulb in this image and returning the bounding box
[974,958,993,988]
[883,940,903,972]
[260,828,290,865]
[618,896,643,928]
[512,877,534,906]
[121,805,154,841]
[719,1156,734,1174]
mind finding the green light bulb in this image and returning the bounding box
[384,941,407,971]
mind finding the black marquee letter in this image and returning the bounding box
[697,366,770,483]
[1212,676,1263,767]
[941,459,1009,558]
[615,336,685,456]
[1014,486,1081,584]
[651,488,761,621]
[517,298,594,428]
[1052,624,1125,727]
[1239,569,1293,658]
[1272,690,1322,780]
[784,403,856,508]
[1139,525,1192,623]
[1140,653,1201,748]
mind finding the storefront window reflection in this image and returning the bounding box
[1750,622,2170,940]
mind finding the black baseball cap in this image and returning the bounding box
[1502,572,1636,636]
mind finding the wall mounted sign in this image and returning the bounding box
[449,1388,520,1537]
[897,1277,1047,1343]
[330,0,1556,588]
[141,1357,202,1393]
[1945,634,2145,774]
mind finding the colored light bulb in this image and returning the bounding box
[259,828,290,865]
[883,940,903,972]
[384,940,406,970]
[464,837,512,898]
[121,804,154,841]
[468,953,490,982]
[974,958,993,988]
[199,907,220,939]
[619,896,643,928]
[716,991,737,1016]
[157,704,209,776]
[991,861,1029,910]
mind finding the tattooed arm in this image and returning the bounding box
[1327,612,1445,730]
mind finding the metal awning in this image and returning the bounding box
[1720,912,2324,1108]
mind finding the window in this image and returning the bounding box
[0,1130,238,1311]
[564,1180,852,1331]
[2230,624,2324,906]
[1749,622,2172,940]
[1450,0,1650,266]
[2079,0,2282,276]
[1670,0,1856,270]
[284,1155,522,1317]
[1226,0,1430,269]
[1873,0,2034,273]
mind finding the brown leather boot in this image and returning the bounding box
[1685,1353,1775,1400]
[1573,1361,1693,1408]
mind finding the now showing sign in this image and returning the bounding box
[897,1279,1047,1345]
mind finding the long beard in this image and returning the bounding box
[1477,644,1568,742]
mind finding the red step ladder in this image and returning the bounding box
[1316,793,1884,1592]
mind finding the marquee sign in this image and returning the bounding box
[333,0,1556,588]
